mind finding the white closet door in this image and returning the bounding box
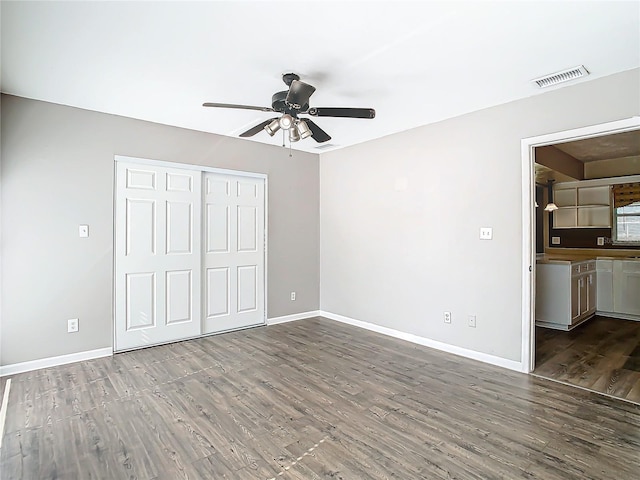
[203,173,265,334]
[115,162,202,351]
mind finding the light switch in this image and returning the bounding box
[551,236,560,245]
[597,237,605,246]
[79,225,89,238]
[479,227,493,240]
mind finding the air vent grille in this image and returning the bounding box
[315,143,337,150]
[532,65,589,88]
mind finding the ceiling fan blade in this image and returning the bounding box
[304,119,332,143]
[286,80,316,109]
[307,107,375,119]
[203,102,274,112]
[239,118,278,137]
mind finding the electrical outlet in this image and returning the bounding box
[67,318,79,333]
[468,315,476,328]
[290,292,296,301]
[444,311,452,323]
[597,237,605,246]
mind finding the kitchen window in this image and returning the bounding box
[613,183,640,244]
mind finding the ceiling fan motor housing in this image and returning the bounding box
[271,91,288,112]
[271,91,309,114]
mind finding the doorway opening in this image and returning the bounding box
[521,118,640,403]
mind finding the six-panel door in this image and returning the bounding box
[115,163,203,351]
[203,173,265,334]
[115,162,265,351]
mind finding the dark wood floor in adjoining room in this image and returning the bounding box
[535,315,640,404]
[2,317,640,479]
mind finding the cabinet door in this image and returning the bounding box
[597,261,614,311]
[587,273,597,313]
[615,261,640,315]
[571,276,581,322]
[579,275,589,316]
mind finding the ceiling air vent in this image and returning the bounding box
[315,143,338,150]
[532,65,589,88]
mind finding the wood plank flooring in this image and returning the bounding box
[535,315,640,403]
[2,317,640,479]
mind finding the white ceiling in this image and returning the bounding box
[2,1,639,154]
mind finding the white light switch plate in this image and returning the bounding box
[551,236,561,245]
[597,237,605,246]
[479,227,493,240]
[79,225,89,238]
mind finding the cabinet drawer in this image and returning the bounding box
[572,264,581,275]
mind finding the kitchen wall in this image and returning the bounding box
[320,68,640,364]
[1,95,320,366]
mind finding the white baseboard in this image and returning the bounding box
[596,310,640,322]
[0,347,113,377]
[267,310,320,325]
[1,312,522,376]
[320,311,523,372]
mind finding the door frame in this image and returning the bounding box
[113,155,268,350]
[520,116,640,373]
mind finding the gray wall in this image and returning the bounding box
[1,95,320,366]
[319,68,640,363]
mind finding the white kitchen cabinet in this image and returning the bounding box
[596,258,640,320]
[596,259,614,312]
[552,184,611,229]
[536,260,596,330]
[613,260,640,316]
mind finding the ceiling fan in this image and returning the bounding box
[203,73,375,143]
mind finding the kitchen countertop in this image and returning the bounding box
[536,254,640,264]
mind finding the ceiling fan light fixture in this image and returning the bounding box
[278,114,294,130]
[289,127,300,142]
[295,120,312,139]
[264,119,281,136]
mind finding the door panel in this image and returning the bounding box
[206,267,229,317]
[166,270,192,324]
[115,162,202,351]
[126,199,155,256]
[126,272,156,330]
[206,204,229,253]
[127,169,156,189]
[237,206,257,252]
[166,201,192,254]
[237,265,257,312]
[203,173,265,334]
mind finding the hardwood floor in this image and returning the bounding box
[2,317,640,479]
[535,315,640,404]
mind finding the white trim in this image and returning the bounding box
[520,116,640,373]
[267,310,320,325]
[264,177,269,324]
[114,155,267,179]
[321,311,523,372]
[0,378,11,448]
[596,311,640,322]
[0,347,112,377]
